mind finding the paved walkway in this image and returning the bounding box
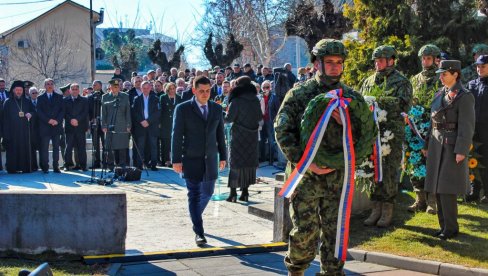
[110,252,433,276]
[1,163,282,253]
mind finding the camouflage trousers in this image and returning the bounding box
[284,175,344,275]
[368,141,403,203]
[411,179,425,192]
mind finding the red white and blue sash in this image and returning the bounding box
[371,102,383,183]
[401,112,425,142]
[278,89,356,261]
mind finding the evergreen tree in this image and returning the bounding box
[285,0,351,50]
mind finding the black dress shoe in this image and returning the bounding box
[53,168,61,173]
[73,166,81,170]
[81,167,88,172]
[195,234,207,246]
[239,195,249,202]
[151,166,158,171]
[90,164,101,169]
[439,231,458,240]
[432,229,443,237]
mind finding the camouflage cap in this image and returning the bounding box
[472,44,488,56]
[311,39,347,62]
[371,45,396,60]
[418,44,441,57]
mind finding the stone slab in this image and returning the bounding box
[0,191,126,255]
[439,263,488,276]
[366,251,441,275]
[248,203,274,221]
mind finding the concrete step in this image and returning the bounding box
[248,203,274,221]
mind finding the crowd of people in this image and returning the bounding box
[1,39,487,276]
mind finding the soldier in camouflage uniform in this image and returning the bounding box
[360,45,413,228]
[407,44,441,214]
[275,39,364,276]
[462,44,488,84]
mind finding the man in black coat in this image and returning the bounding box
[0,78,9,171]
[226,63,244,81]
[37,78,64,173]
[172,76,227,246]
[63,83,89,171]
[467,55,488,203]
[132,81,161,170]
[210,72,225,100]
[87,80,105,168]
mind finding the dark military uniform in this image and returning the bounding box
[461,44,488,84]
[467,55,488,203]
[275,39,369,275]
[426,61,475,239]
[101,80,131,169]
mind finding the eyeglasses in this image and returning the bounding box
[262,86,270,89]
[30,92,38,95]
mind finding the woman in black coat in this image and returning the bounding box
[225,76,263,202]
[160,82,181,167]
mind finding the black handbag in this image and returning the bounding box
[114,167,142,181]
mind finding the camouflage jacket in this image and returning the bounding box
[410,67,440,107]
[360,68,413,114]
[274,74,362,190]
[461,64,478,84]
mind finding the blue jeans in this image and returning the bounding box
[186,179,215,236]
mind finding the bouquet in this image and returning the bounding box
[403,105,431,181]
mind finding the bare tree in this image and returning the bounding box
[10,23,86,83]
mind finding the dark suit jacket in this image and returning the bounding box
[63,96,89,134]
[210,84,221,100]
[36,92,65,136]
[87,90,104,121]
[180,88,193,102]
[128,87,142,106]
[172,97,227,181]
[132,93,161,137]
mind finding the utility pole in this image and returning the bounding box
[90,0,95,81]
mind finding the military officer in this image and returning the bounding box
[360,45,413,228]
[407,44,441,214]
[425,60,475,240]
[466,55,488,203]
[275,39,367,276]
[462,43,488,84]
[101,79,131,170]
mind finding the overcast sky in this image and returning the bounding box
[0,0,205,66]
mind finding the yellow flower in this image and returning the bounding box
[469,158,478,169]
[469,174,475,182]
[405,152,410,157]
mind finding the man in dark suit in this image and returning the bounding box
[29,86,41,171]
[132,81,161,170]
[87,80,105,168]
[0,78,9,171]
[210,72,225,100]
[63,83,89,171]
[172,76,227,246]
[36,78,64,173]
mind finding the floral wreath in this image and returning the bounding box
[299,91,376,169]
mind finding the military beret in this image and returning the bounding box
[475,55,488,65]
[60,83,71,93]
[244,63,251,68]
[233,63,240,67]
[436,60,461,73]
[226,66,232,70]
[24,80,34,87]
[109,79,121,85]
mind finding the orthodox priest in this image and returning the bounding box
[3,80,35,173]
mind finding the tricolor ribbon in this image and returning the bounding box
[401,112,425,142]
[371,102,383,183]
[278,89,356,261]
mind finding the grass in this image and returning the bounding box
[349,190,488,269]
[0,255,107,276]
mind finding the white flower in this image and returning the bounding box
[381,144,391,156]
[365,172,375,178]
[364,96,376,104]
[377,110,388,123]
[383,130,395,141]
